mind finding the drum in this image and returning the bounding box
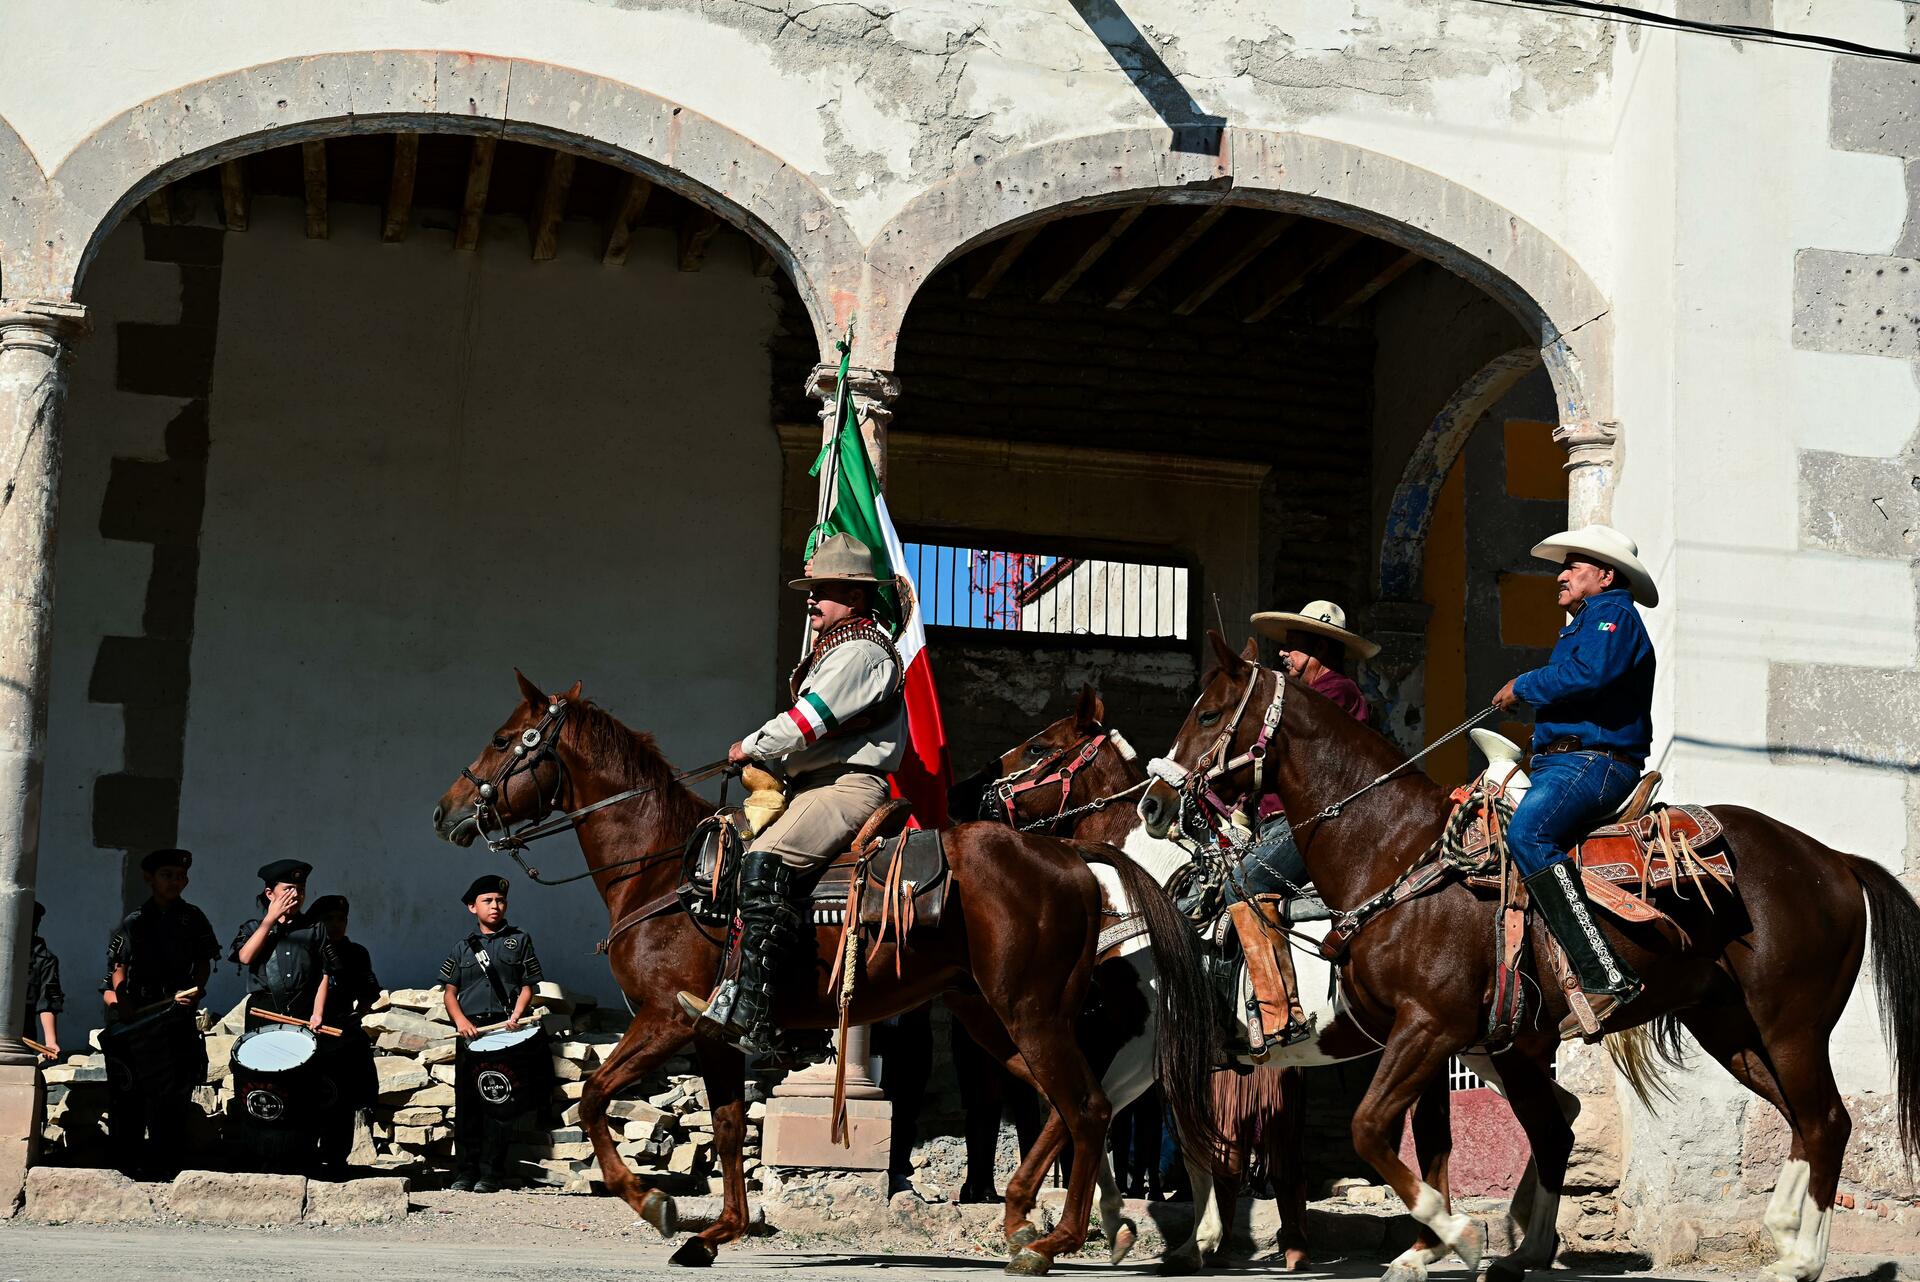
[232,1024,333,1125]
[463,1026,549,1113]
[100,1003,205,1098]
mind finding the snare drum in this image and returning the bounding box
[232,1024,332,1125]
[461,1025,549,1114]
[100,1003,205,1098]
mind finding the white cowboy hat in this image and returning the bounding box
[1529,524,1658,608]
[1250,600,1381,660]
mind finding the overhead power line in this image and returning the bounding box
[1460,0,1920,64]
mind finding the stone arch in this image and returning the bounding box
[12,51,861,353]
[861,126,1616,504]
[0,109,43,298]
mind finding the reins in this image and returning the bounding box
[1292,703,1502,833]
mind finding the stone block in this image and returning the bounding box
[203,1035,235,1081]
[558,1080,586,1099]
[393,1126,433,1146]
[25,1166,156,1223]
[0,1063,39,1207]
[623,1115,668,1143]
[430,1064,457,1085]
[549,1055,583,1082]
[409,1083,455,1108]
[385,988,441,1012]
[375,1057,429,1096]
[1566,1088,1622,1191]
[420,1042,457,1065]
[305,1176,410,1224]
[761,1096,890,1171]
[391,1107,443,1127]
[167,1170,306,1225]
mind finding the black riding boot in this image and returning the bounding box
[677,850,805,1056]
[1525,861,1643,1039]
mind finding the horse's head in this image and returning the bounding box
[969,685,1142,831]
[1139,631,1275,839]
[433,670,582,847]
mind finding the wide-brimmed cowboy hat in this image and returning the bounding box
[1530,524,1658,608]
[1250,600,1381,660]
[788,532,891,590]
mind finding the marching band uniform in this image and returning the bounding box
[310,894,380,1175]
[25,902,63,1058]
[1500,525,1658,1037]
[678,533,904,1059]
[102,848,218,1180]
[442,874,549,1193]
[231,859,339,1171]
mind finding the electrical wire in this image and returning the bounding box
[1459,0,1920,64]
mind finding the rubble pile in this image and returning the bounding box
[38,982,766,1194]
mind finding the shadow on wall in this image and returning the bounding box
[1068,0,1227,154]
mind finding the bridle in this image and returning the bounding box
[983,727,1148,834]
[1145,664,1288,854]
[463,698,573,849]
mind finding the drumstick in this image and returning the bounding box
[471,1009,545,1035]
[252,1007,343,1037]
[23,1037,55,1059]
[122,988,199,1021]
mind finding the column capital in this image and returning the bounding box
[0,299,91,356]
[1552,416,1618,454]
[805,362,901,408]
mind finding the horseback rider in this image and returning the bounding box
[677,532,905,1058]
[1492,524,1657,1038]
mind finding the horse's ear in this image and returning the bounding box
[1207,630,1247,677]
[514,669,545,710]
[563,680,583,702]
[1241,638,1261,663]
[1075,684,1104,730]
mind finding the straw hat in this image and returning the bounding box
[1250,600,1380,660]
[1530,524,1658,608]
[788,533,890,590]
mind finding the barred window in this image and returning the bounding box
[900,542,1190,640]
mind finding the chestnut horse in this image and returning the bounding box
[983,686,1491,1277]
[432,673,1219,1274]
[1140,634,1920,1282]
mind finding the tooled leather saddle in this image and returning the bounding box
[681,798,951,935]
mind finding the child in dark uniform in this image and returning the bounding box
[441,874,548,1192]
[101,848,219,1180]
[25,902,63,1058]
[309,894,380,1176]
[231,859,339,1172]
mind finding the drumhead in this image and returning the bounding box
[235,1024,317,1071]
[468,1025,540,1053]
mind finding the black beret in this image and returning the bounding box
[141,848,193,873]
[462,874,511,905]
[257,858,313,886]
[308,894,349,918]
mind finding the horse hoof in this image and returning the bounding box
[1285,1252,1311,1273]
[640,1189,679,1238]
[1452,1221,1485,1274]
[668,1237,717,1268]
[1109,1220,1138,1266]
[1005,1247,1053,1276]
[1158,1252,1201,1276]
[1006,1224,1041,1254]
[1383,1264,1428,1282]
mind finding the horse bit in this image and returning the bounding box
[463,698,573,851]
[983,727,1146,833]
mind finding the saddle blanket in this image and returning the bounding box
[1463,802,1733,921]
[685,812,950,933]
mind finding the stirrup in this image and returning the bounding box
[676,981,746,1039]
[1278,1017,1315,1047]
[1557,984,1640,1043]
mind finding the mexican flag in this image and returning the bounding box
[807,343,952,828]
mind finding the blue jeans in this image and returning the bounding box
[1505,751,1639,878]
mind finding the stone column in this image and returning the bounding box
[760,362,902,1174]
[0,298,89,1205]
[1554,417,1621,527]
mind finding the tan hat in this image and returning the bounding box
[1250,600,1380,660]
[788,532,891,590]
[1529,524,1658,608]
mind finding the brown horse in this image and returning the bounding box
[1140,634,1920,1282]
[983,686,1479,1276]
[432,672,1219,1274]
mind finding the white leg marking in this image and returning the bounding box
[1411,1182,1483,1272]
[1769,1192,1833,1282]
[1191,1156,1226,1258]
[1386,1245,1437,1280]
[1764,1159,1811,1258]
[1096,1153,1124,1243]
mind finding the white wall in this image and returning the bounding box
[43,199,785,1016]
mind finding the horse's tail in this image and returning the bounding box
[1605,1017,1687,1112]
[1848,854,1920,1164]
[1080,842,1225,1164]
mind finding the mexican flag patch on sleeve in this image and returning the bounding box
[1596,621,1617,632]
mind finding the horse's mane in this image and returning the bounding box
[561,700,700,812]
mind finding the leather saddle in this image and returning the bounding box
[682,798,951,934]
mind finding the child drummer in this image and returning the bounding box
[101,848,219,1180]
[231,858,339,1172]
[441,874,549,1193]
[25,902,64,1059]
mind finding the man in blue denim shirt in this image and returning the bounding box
[1493,524,1657,1039]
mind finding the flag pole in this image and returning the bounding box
[802,326,854,658]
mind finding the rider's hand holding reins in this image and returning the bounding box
[1492,678,1521,712]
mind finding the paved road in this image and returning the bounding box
[0,1224,1912,1282]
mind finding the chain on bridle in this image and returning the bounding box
[981,727,1148,834]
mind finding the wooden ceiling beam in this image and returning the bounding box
[301,140,328,240]
[602,173,653,266]
[1311,243,1425,324]
[219,160,250,232]
[382,133,419,243]
[1106,203,1228,310]
[454,136,496,252]
[142,189,174,227]
[749,242,778,277]
[1171,213,1297,316]
[530,150,576,261]
[1038,205,1144,304]
[677,207,721,272]
[966,226,1041,301]
[1241,224,1364,323]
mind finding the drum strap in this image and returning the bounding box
[469,937,514,1017]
